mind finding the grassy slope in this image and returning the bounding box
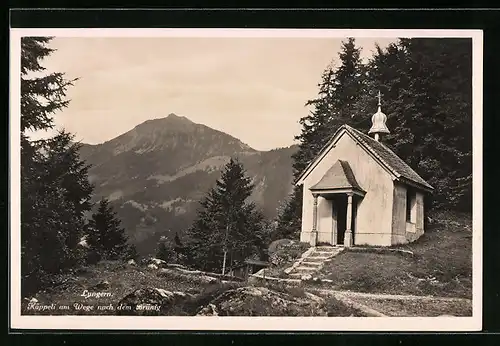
[312,210,472,298]
[22,260,364,316]
[22,261,221,315]
[346,296,472,317]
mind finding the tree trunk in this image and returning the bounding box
[222,223,230,275]
[222,250,227,275]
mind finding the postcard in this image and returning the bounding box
[9,27,483,331]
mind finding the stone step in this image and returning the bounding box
[307,256,332,261]
[300,261,323,267]
[310,253,335,257]
[294,266,318,271]
[302,257,326,263]
[313,253,336,257]
[314,249,338,253]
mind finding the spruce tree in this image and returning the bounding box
[359,38,472,210]
[156,240,175,262]
[184,158,264,273]
[276,38,366,239]
[173,232,186,263]
[87,198,130,262]
[20,37,93,295]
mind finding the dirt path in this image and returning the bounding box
[308,288,472,317]
[308,288,471,303]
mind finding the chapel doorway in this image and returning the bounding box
[333,195,347,245]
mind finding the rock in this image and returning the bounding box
[92,280,110,290]
[164,263,188,270]
[284,267,293,274]
[127,259,137,266]
[148,264,159,270]
[196,286,326,316]
[304,292,324,304]
[157,268,217,284]
[312,277,320,282]
[148,258,167,268]
[118,287,189,315]
[301,274,313,281]
[197,303,219,316]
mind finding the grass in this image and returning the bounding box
[322,297,368,317]
[21,259,368,317]
[21,260,223,315]
[348,296,472,317]
[310,210,472,298]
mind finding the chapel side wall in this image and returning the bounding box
[391,183,407,244]
[391,184,425,244]
[300,134,394,246]
[406,191,425,242]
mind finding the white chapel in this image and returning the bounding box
[295,95,434,247]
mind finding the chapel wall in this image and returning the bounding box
[301,133,394,246]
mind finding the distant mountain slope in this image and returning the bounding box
[79,113,297,256]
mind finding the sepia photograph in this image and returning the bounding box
[9,28,482,331]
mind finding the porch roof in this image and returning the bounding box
[309,160,365,195]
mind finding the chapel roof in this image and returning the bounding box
[344,125,433,190]
[295,124,434,192]
[310,160,364,192]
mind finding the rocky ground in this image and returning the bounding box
[22,211,472,317]
[21,258,365,317]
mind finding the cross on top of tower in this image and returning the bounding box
[377,90,382,106]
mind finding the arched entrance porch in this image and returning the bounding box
[308,160,365,248]
[310,190,364,247]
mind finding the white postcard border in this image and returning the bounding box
[9,28,483,331]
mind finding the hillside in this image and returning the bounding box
[260,210,472,315]
[310,210,472,299]
[79,113,298,256]
[22,260,364,317]
[22,210,472,317]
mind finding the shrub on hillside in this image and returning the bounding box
[268,240,310,267]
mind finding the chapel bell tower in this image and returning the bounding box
[368,91,390,142]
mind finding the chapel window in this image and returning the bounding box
[406,187,416,223]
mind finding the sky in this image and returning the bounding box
[32,36,396,151]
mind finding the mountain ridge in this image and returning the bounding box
[79,113,298,256]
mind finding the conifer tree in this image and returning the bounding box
[125,243,139,262]
[360,38,472,210]
[87,198,130,262]
[276,38,366,239]
[184,158,264,273]
[20,37,93,295]
[156,240,175,262]
[172,232,187,263]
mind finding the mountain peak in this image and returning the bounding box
[138,113,194,128]
[166,112,186,120]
